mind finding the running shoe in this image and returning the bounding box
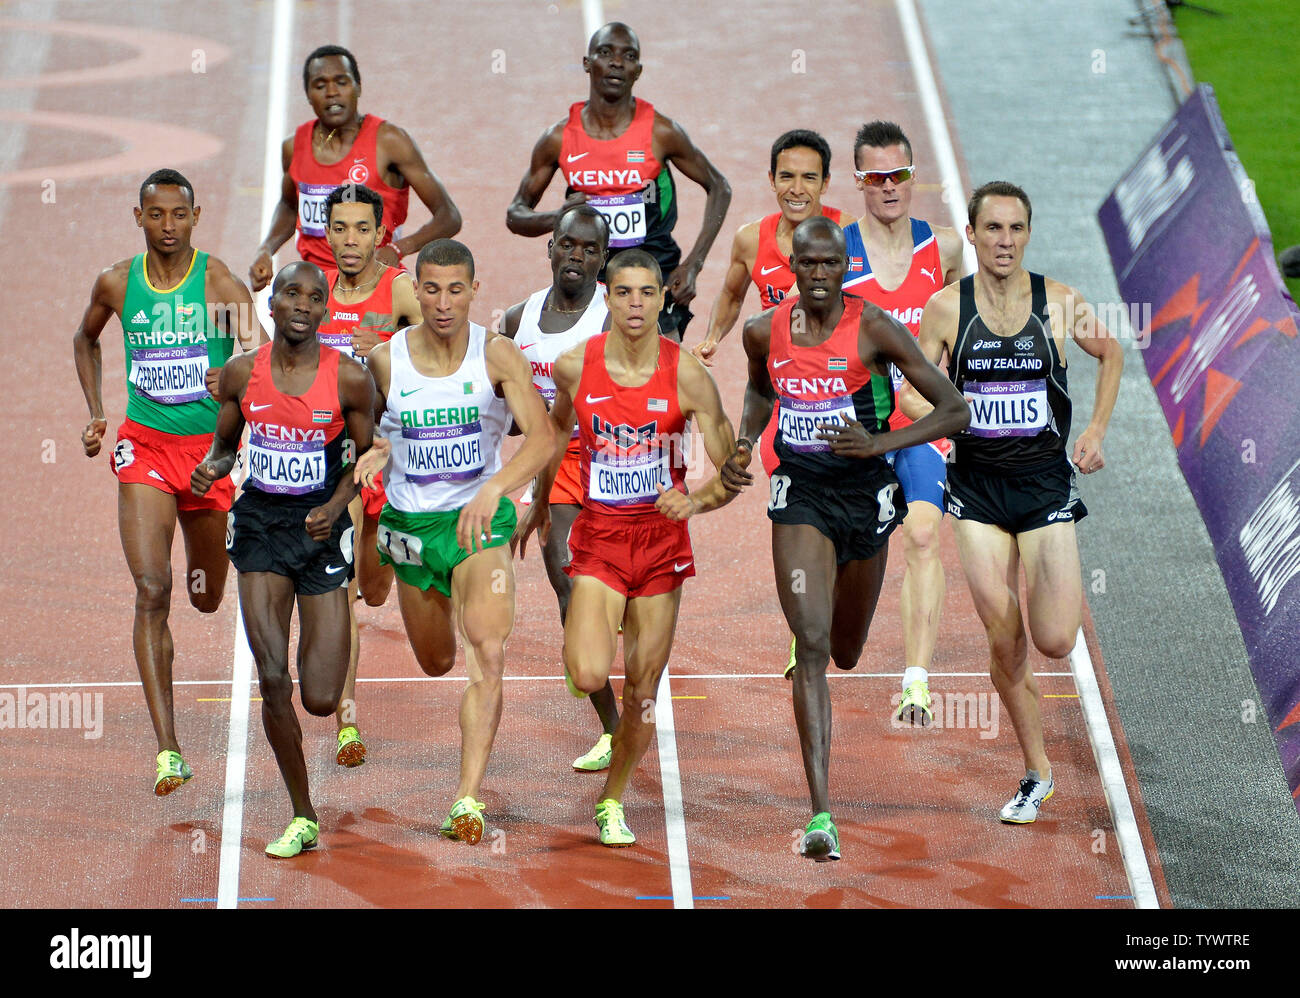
[595,798,635,847]
[439,796,487,844]
[153,750,193,796]
[335,725,367,768]
[564,665,589,699]
[573,732,613,772]
[783,636,797,681]
[800,812,840,862]
[265,817,319,858]
[999,773,1055,824]
[894,680,933,726]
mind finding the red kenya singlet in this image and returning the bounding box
[240,343,347,504]
[316,266,401,359]
[289,115,410,269]
[574,332,688,515]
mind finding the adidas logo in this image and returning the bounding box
[131,309,149,324]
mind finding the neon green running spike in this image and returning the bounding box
[595,798,635,847]
[153,750,193,796]
[336,725,367,767]
[573,732,613,772]
[800,811,840,862]
[266,817,318,858]
[440,796,486,844]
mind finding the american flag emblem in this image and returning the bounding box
[627,150,645,163]
[647,397,667,412]
[828,358,848,372]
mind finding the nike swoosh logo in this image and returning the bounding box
[399,387,422,397]
[772,358,794,368]
[566,152,590,163]
[249,402,272,412]
[586,394,612,404]
[876,524,891,534]
[674,561,692,572]
[325,564,345,574]
[760,265,782,275]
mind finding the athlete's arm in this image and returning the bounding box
[206,258,268,404]
[655,114,732,312]
[506,121,586,237]
[694,221,758,366]
[512,346,581,559]
[390,272,422,329]
[720,312,777,492]
[898,286,958,421]
[73,264,127,458]
[819,307,968,458]
[500,301,527,436]
[250,138,298,292]
[1056,282,1124,474]
[376,123,462,265]
[458,334,555,554]
[660,352,746,520]
[353,340,393,488]
[306,357,375,541]
[934,224,966,285]
[191,354,254,495]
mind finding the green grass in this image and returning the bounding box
[1175,0,1300,301]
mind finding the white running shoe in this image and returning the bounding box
[999,773,1055,824]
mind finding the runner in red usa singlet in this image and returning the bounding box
[191,261,377,860]
[728,217,969,863]
[515,248,746,849]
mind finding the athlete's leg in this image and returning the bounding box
[176,507,230,614]
[598,585,684,804]
[772,521,839,816]
[1018,522,1084,660]
[395,578,457,676]
[544,502,618,734]
[827,549,890,671]
[118,483,182,753]
[951,518,1049,775]
[295,586,352,718]
[238,571,316,820]
[336,498,362,735]
[564,575,626,694]
[898,499,945,677]
[449,544,515,802]
[357,509,394,607]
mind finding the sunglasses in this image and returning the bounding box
[854,165,915,186]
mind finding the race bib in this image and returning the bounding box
[298,182,334,238]
[777,395,858,453]
[130,345,210,404]
[376,523,423,566]
[317,327,355,358]
[589,193,647,248]
[589,446,668,506]
[246,432,327,495]
[964,379,1049,438]
[402,422,485,484]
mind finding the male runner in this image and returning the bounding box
[193,261,376,857]
[840,121,964,720]
[353,239,554,844]
[515,248,744,848]
[694,128,847,365]
[502,204,619,772]
[73,168,261,796]
[250,45,461,289]
[909,182,1122,823]
[317,182,421,768]
[506,21,731,343]
[722,217,968,861]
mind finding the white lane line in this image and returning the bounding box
[1068,628,1160,909]
[217,0,294,913]
[581,0,603,43]
[894,0,977,273]
[654,666,694,910]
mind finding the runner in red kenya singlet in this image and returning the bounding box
[249,45,461,290]
[516,248,746,848]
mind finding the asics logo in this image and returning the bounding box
[248,402,273,412]
[760,265,782,275]
[566,152,590,163]
[585,394,613,404]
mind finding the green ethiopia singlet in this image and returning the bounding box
[120,250,231,435]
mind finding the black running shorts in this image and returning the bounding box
[227,489,354,595]
[945,456,1087,534]
[766,460,906,564]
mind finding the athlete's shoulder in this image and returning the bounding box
[376,118,418,154]
[537,116,569,155]
[1041,274,1081,301]
[734,218,762,255]
[500,300,527,339]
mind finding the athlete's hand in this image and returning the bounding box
[249,250,274,293]
[457,485,503,555]
[720,439,754,493]
[692,336,719,367]
[81,418,108,458]
[191,460,219,498]
[304,503,340,542]
[655,482,697,521]
[1073,429,1106,474]
[376,244,402,268]
[205,366,223,402]
[353,436,391,488]
[351,326,382,359]
[664,261,701,309]
[816,416,879,459]
[510,491,550,559]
